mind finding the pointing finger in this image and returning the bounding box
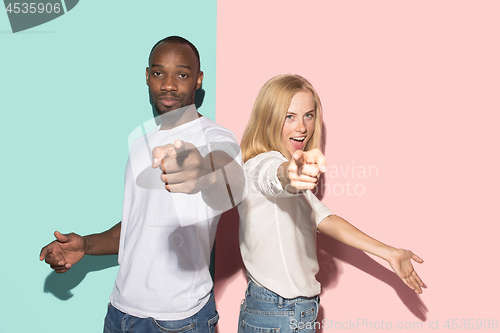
[293,150,304,164]
[152,144,175,169]
[174,139,186,152]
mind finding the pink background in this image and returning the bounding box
[214,1,500,332]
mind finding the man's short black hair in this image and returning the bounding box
[148,36,201,70]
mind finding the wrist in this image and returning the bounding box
[383,246,399,262]
[82,235,92,255]
[277,162,287,186]
[277,161,298,193]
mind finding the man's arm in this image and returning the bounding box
[200,149,244,210]
[152,140,244,210]
[39,222,121,273]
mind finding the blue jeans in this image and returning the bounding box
[103,292,219,333]
[238,280,320,333]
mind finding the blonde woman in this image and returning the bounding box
[237,74,424,333]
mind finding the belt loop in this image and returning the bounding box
[278,295,283,308]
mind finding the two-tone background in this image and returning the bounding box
[1,1,499,332]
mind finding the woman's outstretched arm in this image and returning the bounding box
[317,215,425,294]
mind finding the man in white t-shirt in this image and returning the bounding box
[39,36,243,333]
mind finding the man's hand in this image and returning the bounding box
[152,140,213,194]
[287,148,327,191]
[39,231,85,273]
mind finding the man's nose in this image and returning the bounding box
[161,75,177,91]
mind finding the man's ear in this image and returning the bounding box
[145,67,150,83]
[196,71,204,90]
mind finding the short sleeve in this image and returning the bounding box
[304,190,333,228]
[200,119,242,164]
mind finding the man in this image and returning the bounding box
[39,36,243,332]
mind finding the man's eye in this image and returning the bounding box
[178,73,188,79]
[153,71,163,77]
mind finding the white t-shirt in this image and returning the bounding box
[110,115,241,320]
[238,151,332,298]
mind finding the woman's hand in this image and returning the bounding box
[387,248,425,294]
[281,149,327,192]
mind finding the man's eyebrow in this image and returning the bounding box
[149,64,192,70]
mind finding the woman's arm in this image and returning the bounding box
[317,215,425,294]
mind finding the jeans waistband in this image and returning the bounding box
[246,279,319,304]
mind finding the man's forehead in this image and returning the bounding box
[149,42,198,68]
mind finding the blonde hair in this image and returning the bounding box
[241,74,323,162]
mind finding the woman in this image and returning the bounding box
[237,74,424,333]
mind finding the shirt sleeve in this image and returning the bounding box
[304,190,334,228]
[244,151,301,197]
[200,120,242,165]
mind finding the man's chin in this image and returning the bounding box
[157,104,197,119]
[156,104,179,114]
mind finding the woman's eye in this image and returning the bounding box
[286,115,293,120]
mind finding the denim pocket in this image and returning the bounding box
[295,300,319,332]
[208,312,219,333]
[244,294,294,316]
[152,319,195,333]
[240,319,280,333]
[300,305,318,323]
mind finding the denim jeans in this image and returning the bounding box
[103,292,219,333]
[238,280,320,333]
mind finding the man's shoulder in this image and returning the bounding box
[198,116,237,139]
[195,116,240,161]
[199,116,230,130]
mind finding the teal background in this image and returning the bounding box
[4,0,65,33]
[0,1,217,332]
